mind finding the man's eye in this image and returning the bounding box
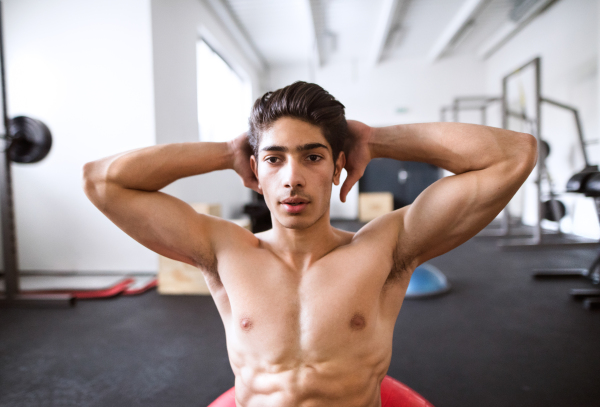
[265,156,280,164]
[307,155,322,162]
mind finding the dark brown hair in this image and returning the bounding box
[248,81,349,161]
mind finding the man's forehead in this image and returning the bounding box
[259,117,331,152]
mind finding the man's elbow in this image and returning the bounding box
[82,161,98,187]
[507,132,537,179]
[520,132,538,171]
[82,161,108,205]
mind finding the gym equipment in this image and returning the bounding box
[0,273,157,298]
[540,139,550,159]
[541,199,566,221]
[498,57,597,248]
[0,275,132,299]
[7,116,52,163]
[444,58,597,249]
[533,169,600,310]
[440,96,500,125]
[122,275,158,296]
[0,1,73,307]
[405,263,450,299]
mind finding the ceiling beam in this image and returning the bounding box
[477,0,558,59]
[203,0,268,72]
[367,0,402,68]
[428,0,489,62]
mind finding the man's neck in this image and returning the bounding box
[266,212,343,271]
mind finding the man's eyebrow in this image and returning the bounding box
[260,143,329,153]
[297,143,329,152]
[260,145,288,152]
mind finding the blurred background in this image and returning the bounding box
[2,0,597,274]
[1,1,599,406]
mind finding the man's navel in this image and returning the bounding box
[350,313,366,331]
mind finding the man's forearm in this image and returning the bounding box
[369,123,536,175]
[84,141,234,192]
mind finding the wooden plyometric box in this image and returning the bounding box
[190,203,221,217]
[359,192,394,222]
[158,202,221,296]
[229,217,252,231]
[158,256,210,295]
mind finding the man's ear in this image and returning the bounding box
[250,155,263,194]
[333,151,346,186]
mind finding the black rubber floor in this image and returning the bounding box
[1,234,599,407]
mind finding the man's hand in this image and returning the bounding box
[340,120,373,202]
[229,132,260,193]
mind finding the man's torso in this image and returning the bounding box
[203,222,413,407]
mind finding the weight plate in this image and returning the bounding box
[542,199,566,222]
[7,116,52,163]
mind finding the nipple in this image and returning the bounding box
[240,317,253,331]
[350,313,366,331]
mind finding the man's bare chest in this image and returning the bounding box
[208,245,409,356]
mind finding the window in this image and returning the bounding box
[196,40,252,142]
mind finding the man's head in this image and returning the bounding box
[248,82,350,230]
[248,81,349,163]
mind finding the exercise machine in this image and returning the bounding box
[499,58,597,248]
[533,169,600,310]
[440,95,500,125]
[443,57,598,249]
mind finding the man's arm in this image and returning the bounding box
[344,121,537,269]
[82,134,257,268]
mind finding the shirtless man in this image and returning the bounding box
[83,81,537,407]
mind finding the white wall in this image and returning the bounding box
[151,0,264,219]
[4,0,157,272]
[268,56,487,218]
[3,0,266,273]
[484,0,599,238]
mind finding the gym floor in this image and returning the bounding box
[1,228,599,407]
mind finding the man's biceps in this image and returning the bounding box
[403,179,462,224]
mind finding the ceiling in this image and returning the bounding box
[216,0,560,69]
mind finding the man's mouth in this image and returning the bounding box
[280,197,310,213]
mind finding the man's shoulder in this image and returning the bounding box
[210,217,261,252]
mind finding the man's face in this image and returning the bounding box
[251,117,345,230]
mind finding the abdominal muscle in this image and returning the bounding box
[225,319,395,407]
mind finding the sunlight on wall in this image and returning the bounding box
[196,40,252,142]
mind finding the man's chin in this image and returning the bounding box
[282,219,311,230]
[276,214,314,230]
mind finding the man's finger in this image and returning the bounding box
[340,175,358,203]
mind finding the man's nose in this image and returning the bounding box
[282,159,305,188]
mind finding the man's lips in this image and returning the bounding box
[280,197,310,213]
